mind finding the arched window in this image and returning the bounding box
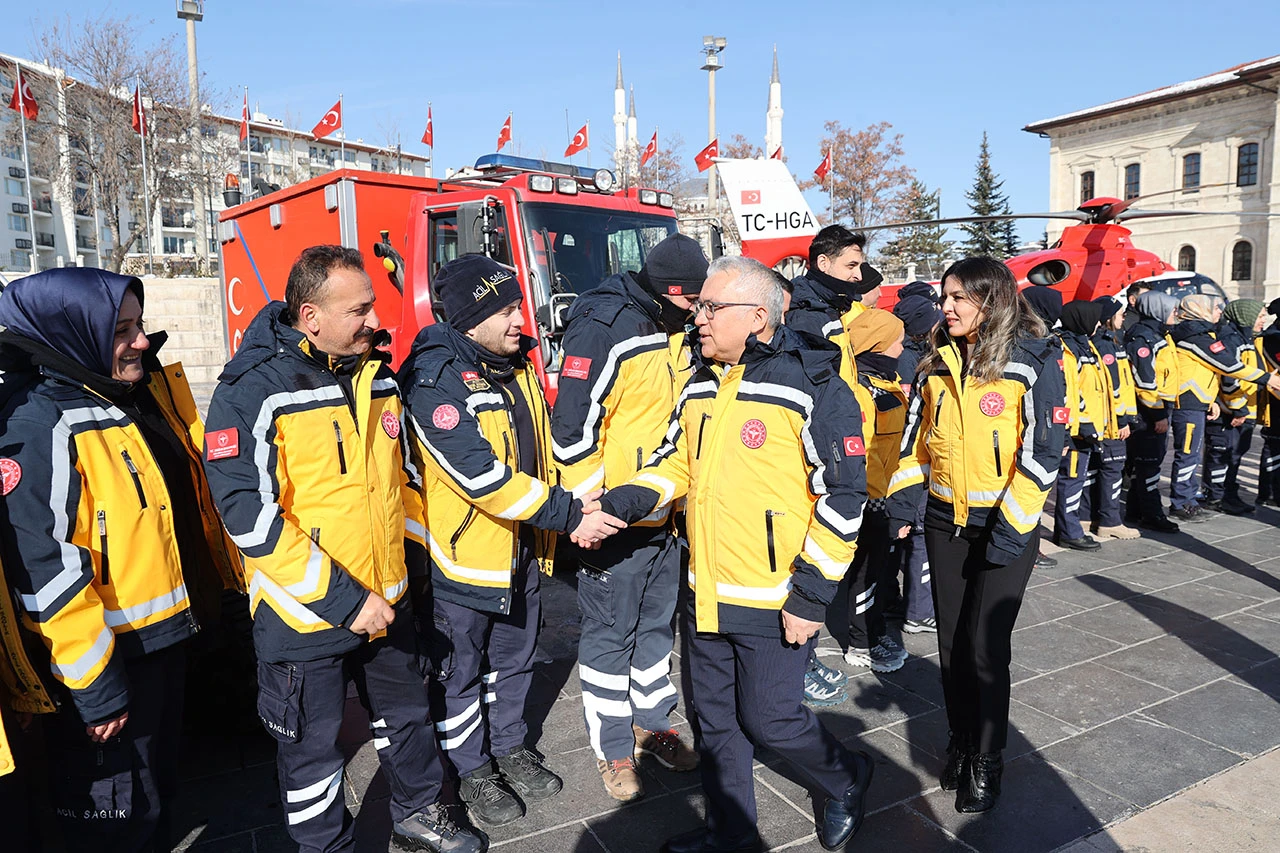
[1080,171,1095,205]
[1238,143,1259,187]
[1182,153,1200,192]
[1178,245,1196,271]
[1124,163,1141,200]
[1232,241,1253,281]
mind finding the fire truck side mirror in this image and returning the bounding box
[709,223,725,260]
[537,292,576,336]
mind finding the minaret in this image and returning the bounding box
[765,45,783,158]
[613,53,627,174]
[627,86,637,148]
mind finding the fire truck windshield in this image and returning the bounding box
[522,203,677,298]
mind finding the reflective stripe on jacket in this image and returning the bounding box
[1125,318,1177,415]
[1060,332,1108,441]
[852,370,906,500]
[1171,319,1269,412]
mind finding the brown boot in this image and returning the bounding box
[633,724,699,772]
[597,757,644,802]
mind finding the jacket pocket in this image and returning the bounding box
[696,413,711,459]
[427,611,456,681]
[450,508,477,560]
[256,660,304,744]
[765,510,785,573]
[97,510,110,585]
[48,736,135,827]
[577,565,615,626]
[332,420,347,475]
[992,430,1003,478]
[120,450,147,509]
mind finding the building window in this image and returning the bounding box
[1,143,20,160]
[1177,245,1196,271]
[1182,154,1200,192]
[1232,241,1253,281]
[4,178,23,196]
[10,249,31,269]
[163,236,190,254]
[1124,163,1141,200]
[7,214,29,232]
[1080,171,1095,204]
[1238,143,1259,187]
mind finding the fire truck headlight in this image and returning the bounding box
[593,169,616,193]
[556,177,579,195]
[529,174,554,192]
[658,192,674,208]
[639,189,659,205]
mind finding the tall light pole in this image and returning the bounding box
[701,36,726,216]
[177,0,207,272]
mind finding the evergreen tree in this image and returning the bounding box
[878,178,953,279]
[959,132,1020,260]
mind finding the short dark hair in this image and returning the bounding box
[772,270,794,293]
[1126,281,1152,300]
[807,225,867,268]
[284,245,366,324]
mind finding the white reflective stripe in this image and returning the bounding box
[816,495,861,538]
[889,463,928,490]
[370,718,387,729]
[582,691,633,759]
[483,692,496,704]
[383,577,407,601]
[630,682,677,710]
[1003,362,1037,386]
[630,654,671,687]
[372,378,398,393]
[967,490,1005,503]
[249,571,327,626]
[435,699,482,733]
[284,538,325,598]
[853,583,877,605]
[579,664,630,692]
[103,584,189,627]
[803,536,848,581]
[932,483,954,499]
[51,626,113,682]
[634,473,677,508]
[410,414,507,495]
[426,534,511,583]
[1177,467,1198,482]
[463,391,506,416]
[821,320,842,337]
[482,671,498,684]
[373,737,391,750]
[1002,491,1042,526]
[1017,379,1057,487]
[440,716,483,750]
[287,767,343,804]
[738,380,814,413]
[406,519,426,541]
[496,479,546,520]
[1179,379,1212,400]
[716,575,792,602]
[854,598,875,615]
[569,465,605,498]
[553,332,670,461]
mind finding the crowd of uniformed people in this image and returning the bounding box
[0,225,1276,853]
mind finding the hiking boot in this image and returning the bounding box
[633,725,699,772]
[1054,534,1101,551]
[803,669,848,707]
[1094,524,1140,540]
[877,634,909,664]
[1220,496,1256,515]
[458,770,523,826]
[392,803,488,853]
[597,757,644,802]
[903,617,937,634]
[844,643,903,673]
[1169,506,1206,523]
[496,747,562,801]
[807,652,848,688]
[1034,551,1058,568]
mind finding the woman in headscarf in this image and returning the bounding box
[1052,301,1114,550]
[1257,299,1280,506]
[1087,296,1140,540]
[1169,294,1280,522]
[1124,291,1182,530]
[1203,300,1270,514]
[0,268,243,853]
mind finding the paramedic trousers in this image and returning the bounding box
[847,508,893,649]
[577,527,681,762]
[1126,411,1170,520]
[1054,441,1094,541]
[1204,420,1253,503]
[1170,408,1207,510]
[901,496,934,622]
[429,549,541,779]
[257,600,445,853]
[1259,428,1280,502]
[925,523,1037,753]
[1088,438,1127,528]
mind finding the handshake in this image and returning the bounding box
[571,488,628,550]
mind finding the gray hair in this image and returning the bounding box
[706,255,785,330]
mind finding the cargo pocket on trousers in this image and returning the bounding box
[256,661,304,744]
[50,737,135,827]
[428,611,456,682]
[577,566,615,627]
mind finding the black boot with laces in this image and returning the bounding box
[496,747,563,801]
[459,768,523,826]
[392,802,489,852]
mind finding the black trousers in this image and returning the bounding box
[685,618,857,838]
[43,643,186,853]
[1260,430,1280,501]
[1127,415,1169,520]
[925,524,1036,754]
[847,510,893,649]
[1088,438,1127,527]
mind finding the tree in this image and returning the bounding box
[799,120,914,240]
[635,132,690,199]
[878,178,953,278]
[958,132,1019,260]
[720,133,762,160]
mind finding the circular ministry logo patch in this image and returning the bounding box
[979,392,1006,417]
[740,419,767,449]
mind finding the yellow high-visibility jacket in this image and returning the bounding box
[851,367,907,501]
[1171,319,1270,412]
[1060,331,1110,441]
[1125,316,1178,416]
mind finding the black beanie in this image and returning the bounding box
[897,280,937,303]
[893,294,943,337]
[853,263,884,296]
[433,255,523,332]
[1023,285,1064,327]
[1268,297,1280,319]
[641,233,709,296]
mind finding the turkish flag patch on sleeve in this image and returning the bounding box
[1052,407,1070,425]
[206,428,240,460]
[562,356,592,381]
[1210,340,1226,353]
[843,436,865,456]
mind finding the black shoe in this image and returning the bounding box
[940,733,973,792]
[1221,496,1256,515]
[1054,534,1101,551]
[459,770,524,826]
[1199,499,1224,513]
[1258,497,1280,508]
[1138,515,1181,533]
[955,751,1003,814]
[820,750,875,850]
[393,803,489,853]
[1034,552,1058,569]
[661,828,762,853]
[1169,506,1207,523]
[496,747,563,801]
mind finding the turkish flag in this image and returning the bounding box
[741,189,761,205]
[421,106,433,147]
[694,137,719,172]
[814,149,831,183]
[564,123,588,157]
[639,130,657,168]
[131,86,147,136]
[312,99,342,140]
[8,71,37,120]
[240,90,249,141]
[496,115,512,151]
[770,146,783,160]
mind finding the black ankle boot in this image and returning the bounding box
[955,751,1002,813]
[939,733,973,792]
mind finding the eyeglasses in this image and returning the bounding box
[690,299,760,320]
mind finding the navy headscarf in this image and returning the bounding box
[0,268,143,377]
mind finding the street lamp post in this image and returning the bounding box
[701,36,726,218]
[177,0,206,273]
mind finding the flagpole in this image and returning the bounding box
[339,93,345,162]
[586,120,591,169]
[827,147,834,221]
[427,100,433,176]
[15,62,38,273]
[242,86,250,192]
[138,80,154,276]
[564,109,571,163]
[655,126,660,189]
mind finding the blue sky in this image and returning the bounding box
[9,0,1280,241]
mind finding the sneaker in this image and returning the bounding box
[597,757,644,802]
[1094,524,1140,540]
[803,669,849,707]
[632,725,699,771]
[1034,551,1058,569]
[903,617,937,634]
[844,643,904,673]
[392,803,488,853]
[1138,515,1181,533]
[877,634,909,664]
[496,747,562,801]
[1169,506,1207,523]
[808,653,849,688]
[458,770,523,826]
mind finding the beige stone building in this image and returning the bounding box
[1025,56,1280,300]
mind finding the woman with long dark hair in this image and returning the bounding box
[886,258,1066,814]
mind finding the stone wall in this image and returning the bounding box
[141,277,228,413]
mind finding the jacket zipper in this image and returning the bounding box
[636,446,644,472]
[765,510,784,573]
[992,431,1003,477]
[502,432,513,463]
[97,510,110,585]
[696,413,711,458]
[121,450,147,509]
[310,527,320,546]
[450,507,477,560]
[332,420,347,474]
[830,440,843,483]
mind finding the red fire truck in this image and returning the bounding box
[216,154,679,397]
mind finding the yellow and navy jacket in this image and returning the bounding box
[399,324,579,615]
[1092,330,1139,434]
[0,549,56,777]
[1171,319,1271,413]
[850,358,907,502]
[0,335,239,725]
[785,273,860,387]
[600,327,867,636]
[1259,329,1280,430]
[1125,316,1177,419]
[886,337,1068,566]
[203,303,427,664]
[1214,320,1263,421]
[1059,330,1108,442]
[551,273,683,523]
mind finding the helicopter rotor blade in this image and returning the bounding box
[857,211,1089,233]
[1117,208,1280,222]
